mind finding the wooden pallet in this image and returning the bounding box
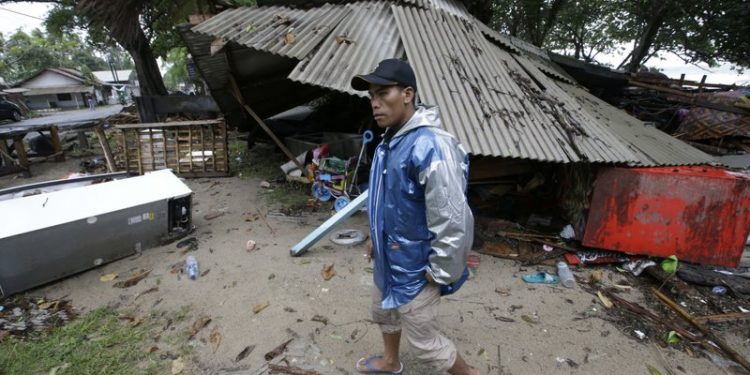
[116,119,229,177]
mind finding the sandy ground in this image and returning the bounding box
[2,156,748,375]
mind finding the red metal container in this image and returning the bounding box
[583,166,750,268]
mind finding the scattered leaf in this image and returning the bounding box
[597,291,613,309]
[665,331,681,345]
[590,270,603,283]
[284,307,296,313]
[646,364,663,375]
[203,211,225,221]
[200,269,210,277]
[494,316,515,322]
[235,345,255,362]
[245,24,257,33]
[38,300,61,310]
[189,316,212,340]
[284,31,296,45]
[335,35,354,44]
[135,287,159,300]
[210,327,222,353]
[171,357,185,374]
[364,267,373,273]
[494,287,511,296]
[321,264,336,281]
[253,302,270,314]
[311,315,329,325]
[264,338,293,361]
[113,269,151,288]
[100,273,118,282]
[350,328,359,340]
[520,315,539,325]
[129,316,144,327]
[149,346,159,353]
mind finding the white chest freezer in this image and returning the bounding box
[0,170,193,298]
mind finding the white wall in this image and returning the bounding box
[25,93,85,110]
[21,71,81,89]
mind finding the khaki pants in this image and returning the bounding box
[371,284,457,372]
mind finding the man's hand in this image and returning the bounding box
[365,239,373,263]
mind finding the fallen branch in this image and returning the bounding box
[602,290,702,342]
[693,312,750,325]
[267,364,319,375]
[652,288,750,372]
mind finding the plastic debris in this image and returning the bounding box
[634,330,646,340]
[661,255,678,274]
[329,229,367,246]
[623,260,657,276]
[559,224,575,240]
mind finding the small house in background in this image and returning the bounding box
[12,68,105,110]
[92,69,138,104]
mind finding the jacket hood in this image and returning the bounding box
[390,105,441,139]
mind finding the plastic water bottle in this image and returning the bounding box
[185,255,199,280]
[557,261,575,288]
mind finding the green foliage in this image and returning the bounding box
[0,28,110,83]
[487,0,750,71]
[163,47,190,91]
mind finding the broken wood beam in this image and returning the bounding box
[48,126,65,162]
[694,312,750,325]
[652,288,750,372]
[267,364,319,375]
[94,126,116,172]
[228,77,309,179]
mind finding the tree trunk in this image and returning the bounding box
[121,27,168,97]
[536,0,568,47]
[627,4,668,72]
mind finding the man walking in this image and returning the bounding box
[352,59,479,375]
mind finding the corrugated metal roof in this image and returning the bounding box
[393,5,590,161]
[192,3,351,59]
[184,2,712,166]
[180,27,232,92]
[559,82,715,166]
[288,2,404,97]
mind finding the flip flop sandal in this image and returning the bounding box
[522,272,559,284]
[355,355,404,374]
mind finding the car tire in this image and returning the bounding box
[11,110,22,122]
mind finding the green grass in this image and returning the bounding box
[0,307,164,375]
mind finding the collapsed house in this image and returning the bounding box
[178,0,750,268]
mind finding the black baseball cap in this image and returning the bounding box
[351,58,417,92]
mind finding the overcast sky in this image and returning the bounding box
[1,2,749,85]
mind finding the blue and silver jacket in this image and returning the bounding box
[368,105,474,309]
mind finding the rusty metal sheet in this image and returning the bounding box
[583,166,750,268]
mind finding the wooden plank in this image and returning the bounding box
[694,312,750,325]
[48,126,65,162]
[12,136,29,170]
[200,126,206,173]
[188,127,194,171]
[77,131,90,150]
[115,120,221,129]
[95,126,116,173]
[122,131,129,172]
[228,77,308,177]
[0,140,14,166]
